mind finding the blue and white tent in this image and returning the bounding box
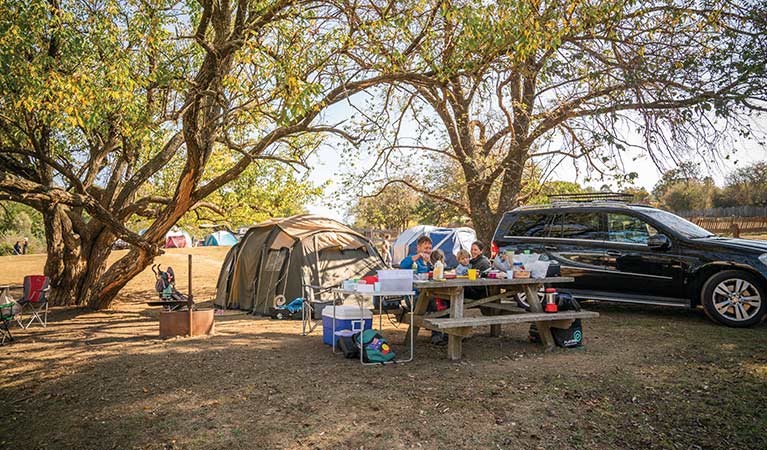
[392,225,476,269]
[204,230,239,246]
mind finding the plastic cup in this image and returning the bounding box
[468,269,478,280]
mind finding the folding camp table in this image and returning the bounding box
[330,289,415,365]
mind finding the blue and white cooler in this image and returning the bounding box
[322,305,373,346]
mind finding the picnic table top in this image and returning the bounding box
[413,276,574,289]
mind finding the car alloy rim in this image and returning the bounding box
[712,278,762,321]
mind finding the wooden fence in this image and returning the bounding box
[680,206,767,218]
[689,217,767,237]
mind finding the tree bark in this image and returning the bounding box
[42,204,120,307]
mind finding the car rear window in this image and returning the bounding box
[504,213,553,237]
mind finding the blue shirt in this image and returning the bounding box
[455,263,469,276]
[400,255,431,273]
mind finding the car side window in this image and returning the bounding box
[506,213,552,237]
[608,213,658,244]
[558,212,606,240]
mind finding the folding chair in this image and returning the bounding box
[18,275,50,329]
[0,301,16,345]
[301,284,337,336]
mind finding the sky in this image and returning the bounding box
[302,100,767,222]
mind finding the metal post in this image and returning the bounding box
[188,254,193,336]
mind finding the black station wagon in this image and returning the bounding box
[491,198,767,327]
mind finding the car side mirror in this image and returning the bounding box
[648,234,671,250]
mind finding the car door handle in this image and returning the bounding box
[606,250,622,257]
[544,245,557,251]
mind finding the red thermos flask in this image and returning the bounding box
[544,288,558,313]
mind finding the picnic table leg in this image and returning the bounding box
[447,287,464,360]
[524,284,555,351]
[404,290,429,344]
[488,286,502,337]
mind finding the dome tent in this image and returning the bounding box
[215,215,385,315]
[165,228,193,248]
[392,225,476,269]
[204,230,238,246]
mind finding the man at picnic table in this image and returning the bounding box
[399,235,432,274]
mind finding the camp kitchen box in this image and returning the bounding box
[377,269,413,292]
[322,305,373,346]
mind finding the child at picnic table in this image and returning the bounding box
[455,249,471,275]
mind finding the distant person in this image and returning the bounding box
[22,237,28,254]
[380,233,392,267]
[13,241,21,255]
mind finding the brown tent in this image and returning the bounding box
[214,215,384,314]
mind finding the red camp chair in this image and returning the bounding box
[18,276,50,329]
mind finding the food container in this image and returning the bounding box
[377,269,413,292]
[356,283,374,293]
[513,270,531,279]
[528,261,551,278]
[514,253,540,267]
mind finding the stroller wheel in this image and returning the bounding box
[274,295,286,306]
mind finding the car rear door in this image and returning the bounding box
[495,211,556,256]
[545,210,609,292]
[600,211,686,301]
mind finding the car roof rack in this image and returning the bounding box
[549,192,634,204]
[511,192,635,212]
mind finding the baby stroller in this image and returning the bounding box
[150,265,190,311]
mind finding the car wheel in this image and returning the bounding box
[702,270,766,327]
[514,289,544,311]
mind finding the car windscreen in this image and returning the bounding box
[642,209,714,239]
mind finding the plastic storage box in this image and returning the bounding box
[322,305,373,346]
[377,269,413,292]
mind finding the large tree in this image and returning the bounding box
[344,0,767,242]
[0,0,429,309]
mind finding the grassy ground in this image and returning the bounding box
[1,248,766,450]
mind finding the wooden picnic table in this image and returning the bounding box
[405,276,599,360]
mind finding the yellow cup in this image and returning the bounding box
[468,269,478,280]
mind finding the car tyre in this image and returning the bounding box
[701,270,766,327]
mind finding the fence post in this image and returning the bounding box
[730,223,740,238]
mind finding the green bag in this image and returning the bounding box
[354,329,395,363]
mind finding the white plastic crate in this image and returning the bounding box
[377,269,413,292]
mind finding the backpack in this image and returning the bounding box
[355,329,395,363]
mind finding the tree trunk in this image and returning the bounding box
[85,248,155,310]
[42,203,150,309]
[43,204,90,306]
[466,189,501,246]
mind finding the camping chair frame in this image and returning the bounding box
[19,276,49,329]
[301,284,338,336]
[0,302,15,345]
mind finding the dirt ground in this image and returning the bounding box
[1,248,767,450]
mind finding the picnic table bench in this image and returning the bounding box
[406,277,599,360]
